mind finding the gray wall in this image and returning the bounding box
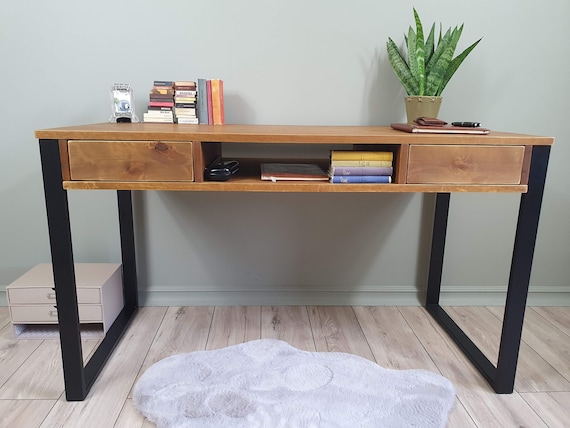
[1,0,569,306]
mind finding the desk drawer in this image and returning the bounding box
[68,140,194,181]
[9,305,104,323]
[407,145,525,184]
[7,287,101,305]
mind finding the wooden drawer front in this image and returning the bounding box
[7,287,101,305]
[407,145,525,184]
[68,140,194,181]
[10,305,103,323]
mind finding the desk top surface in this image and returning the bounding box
[35,123,554,146]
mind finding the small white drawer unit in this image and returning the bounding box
[6,263,124,337]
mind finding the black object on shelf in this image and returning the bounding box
[204,158,239,181]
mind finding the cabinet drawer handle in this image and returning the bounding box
[48,310,58,317]
[46,292,56,300]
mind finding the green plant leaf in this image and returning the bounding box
[412,8,426,96]
[407,26,418,85]
[386,38,419,95]
[424,23,436,67]
[426,26,452,76]
[437,38,482,96]
[426,26,461,95]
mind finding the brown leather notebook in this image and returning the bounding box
[391,123,490,135]
[260,163,329,181]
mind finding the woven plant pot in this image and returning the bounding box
[405,96,442,123]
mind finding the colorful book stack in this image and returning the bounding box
[329,151,393,183]
[174,81,198,124]
[143,81,175,123]
[197,79,224,124]
[143,78,224,124]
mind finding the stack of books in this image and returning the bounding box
[174,81,198,124]
[329,151,393,183]
[143,78,225,125]
[143,81,175,123]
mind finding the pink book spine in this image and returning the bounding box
[207,80,213,125]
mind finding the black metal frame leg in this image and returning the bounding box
[40,139,139,401]
[425,145,551,393]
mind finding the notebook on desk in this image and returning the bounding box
[260,163,329,181]
[391,123,490,135]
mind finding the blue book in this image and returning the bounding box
[330,175,392,183]
[329,166,393,176]
[197,78,208,124]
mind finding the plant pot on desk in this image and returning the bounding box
[405,96,442,123]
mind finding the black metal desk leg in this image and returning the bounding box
[39,139,87,400]
[117,190,139,309]
[426,193,451,305]
[494,145,551,393]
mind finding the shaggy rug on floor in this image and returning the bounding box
[133,339,455,428]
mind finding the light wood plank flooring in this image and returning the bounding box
[1,305,569,427]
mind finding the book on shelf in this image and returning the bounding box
[144,110,173,117]
[261,163,329,182]
[150,87,174,95]
[149,93,175,100]
[175,102,196,108]
[210,79,224,125]
[391,123,490,134]
[148,101,174,108]
[153,80,174,87]
[174,97,196,107]
[329,166,393,176]
[175,90,197,97]
[148,106,173,111]
[174,81,197,90]
[176,116,199,124]
[143,114,174,123]
[174,107,197,116]
[330,151,393,162]
[330,175,392,184]
[207,80,213,124]
[330,159,392,167]
[197,78,209,124]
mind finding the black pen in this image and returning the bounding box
[452,121,481,127]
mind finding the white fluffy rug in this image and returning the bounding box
[133,339,455,428]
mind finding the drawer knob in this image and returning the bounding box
[48,310,58,317]
[47,292,56,300]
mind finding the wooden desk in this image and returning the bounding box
[36,123,553,400]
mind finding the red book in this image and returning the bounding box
[149,101,174,107]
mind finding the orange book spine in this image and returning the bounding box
[211,79,223,125]
[218,80,224,124]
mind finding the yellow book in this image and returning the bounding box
[330,160,392,167]
[330,151,393,162]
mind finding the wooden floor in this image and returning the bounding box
[1,305,569,427]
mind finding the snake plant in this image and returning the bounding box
[387,9,481,96]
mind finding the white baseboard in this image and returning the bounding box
[137,285,570,307]
[2,286,568,308]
